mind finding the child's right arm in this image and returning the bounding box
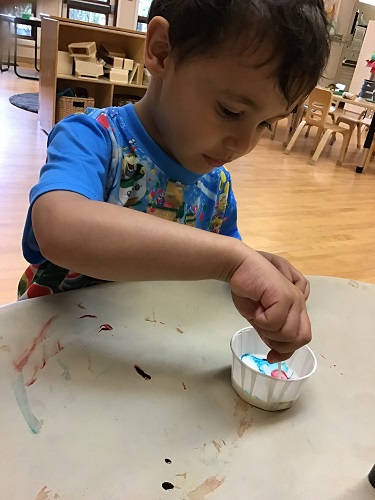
[32,189,310,362]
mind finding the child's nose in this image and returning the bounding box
[223,127,257,156]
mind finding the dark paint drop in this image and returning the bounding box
[79,314,97,319]
[134,364,151,380]
[165,458,172,464]
[162,482,174,490]
[98,324,113,333]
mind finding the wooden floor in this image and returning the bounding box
[1,70,375,305]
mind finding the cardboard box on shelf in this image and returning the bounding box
[100,42,126,58]
[123,58,134,71]
[75,58,104,78]
[68,41,96,59]
[102,55,124,69]
[104,68,130,83]
[57,51,72,75]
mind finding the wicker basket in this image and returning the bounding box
[56,96,95,122]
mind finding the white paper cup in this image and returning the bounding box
[230,327,317,411]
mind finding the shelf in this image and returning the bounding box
[39,16,147,133]
[57,73,147,89]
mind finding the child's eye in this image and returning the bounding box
[217,103,242,120]
[258,121,272,131]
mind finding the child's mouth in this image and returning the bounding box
[203,155,226,168]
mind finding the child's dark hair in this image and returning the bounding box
[148,0,330,106]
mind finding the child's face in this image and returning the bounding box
[146,47,295,174]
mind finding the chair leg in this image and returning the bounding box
[311,128,323,155]
[305,125,311,138]
[356,124,362,149]
[329,132,336,145]
[336,132,351,166]
[308,129,332,165]
[284,120,307,154]
[270,122,277,140]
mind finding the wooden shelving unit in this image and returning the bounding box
[39,17,147,133]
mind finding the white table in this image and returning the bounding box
[0,277,374,499]
[332,94,375,173]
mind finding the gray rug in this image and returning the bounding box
[9,92,38,113]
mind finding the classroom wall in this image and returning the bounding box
[358,3,375,23]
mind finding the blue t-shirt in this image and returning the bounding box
[19,104,241,299]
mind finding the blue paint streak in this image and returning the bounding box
[241,354,290,376]
[12,373,42,434]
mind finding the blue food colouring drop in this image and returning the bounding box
[241,354,291,378]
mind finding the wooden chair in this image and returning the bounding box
[269,103,305,146]
[284,87,351,166]
[330,109,372,149]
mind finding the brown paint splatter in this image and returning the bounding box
[79,314,97,319]
[145,309,165,324]
[134,364,151,380]
[0,345,11,352]
[98,324,113,333]
[177,327,183,334]
[212,440,222,452]
[182,381,187,390]
[237,417,253,438]
[35,486,60,500]
[175,473,187,479]
[145,309,157,323]
[187,477,224,499]
[233,397,249,417]
[75,302,87,310]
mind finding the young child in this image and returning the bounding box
[19,0,330,363]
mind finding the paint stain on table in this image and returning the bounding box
[176,327,183,334]
[187,477,224,499]
[75,302,87,310]
[134,364,151,380]
[98,324,113,333]
[162,482,174,490]
[79,314,97,319]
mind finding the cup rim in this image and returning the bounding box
[230,327,317,382]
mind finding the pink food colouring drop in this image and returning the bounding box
[271,369,288,380]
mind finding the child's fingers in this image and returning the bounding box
[251,291,303,338]
[266,349,295,364]
[256,308,311,360]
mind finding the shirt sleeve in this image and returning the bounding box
[22,113,113,264]
[219,174,242,240]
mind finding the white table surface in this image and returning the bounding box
[332,94,375,112]
[0,276,374,499]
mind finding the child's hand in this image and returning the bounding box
[229,252,311,363]
[257,251,310,299]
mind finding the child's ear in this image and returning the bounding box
[144,16,172,76]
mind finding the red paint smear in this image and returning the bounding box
[25,340,64,386]
[26,376,37,387]
[271,369,288,380]
[98,324,113,333]
[79,314,97,319]
[13,315,59,372]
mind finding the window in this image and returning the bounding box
[1,2,37,37]
[137,0,151,32]
[63,0,118,26]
